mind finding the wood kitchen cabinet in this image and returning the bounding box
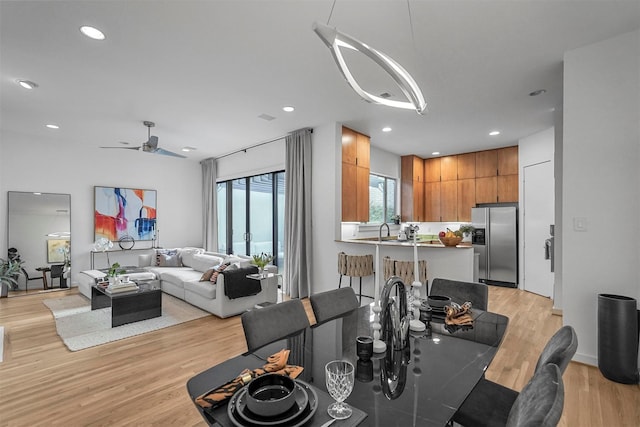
[405,145,519,222]
[440,180,457,221]
[498,174,518,202]
[341,126,370,222]
[456,153,476,179]
[424,181,441,221]
[474,146,519,204]
[475,176,497,204]
[440,156,457,181]
[457,179,475,221]
[498,146,518,175]
[476,149,498,177]
[424,158,441,182]
[401,155,424,221]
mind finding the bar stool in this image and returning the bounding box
[337,252,374,303]
[389,259,428,286]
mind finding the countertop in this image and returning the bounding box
[337,237,473,248]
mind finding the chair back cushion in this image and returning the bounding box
[429,278,488,311]
[535,325,578,375]
[50,264,64,278]
[344,254,374,277]
[241,299,310,353]
[310,287,359,325]
[506,364,564,427]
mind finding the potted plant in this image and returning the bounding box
[391,214,401,225]
[107,262,125,286]
[458,224,475,237]
[0,258,23,297]
[251,253,274,277]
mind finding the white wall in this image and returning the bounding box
[563,30,640,366]
[216,138,285,181]
[311,122,342,294]
[518,127,555,293]
[0,129,203,286]
[370,145,401,179]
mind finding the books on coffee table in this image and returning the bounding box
[105,283,139,293]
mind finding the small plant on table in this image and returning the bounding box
[251,253,274,277]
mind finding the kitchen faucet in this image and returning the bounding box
[379,222,390,241]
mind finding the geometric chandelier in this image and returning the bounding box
[313,21,427,115]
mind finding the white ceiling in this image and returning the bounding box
[1,1,639,161]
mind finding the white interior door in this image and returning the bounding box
[523,161,554,297]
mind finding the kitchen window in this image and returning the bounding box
[369,174,397,224]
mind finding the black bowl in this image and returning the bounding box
[246,374,297,418]
[427,295,451,309]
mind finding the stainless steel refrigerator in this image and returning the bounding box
[471,206,518,287]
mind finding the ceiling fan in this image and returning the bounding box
[100,121,186,158]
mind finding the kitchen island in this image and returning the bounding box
[336,237,475,293]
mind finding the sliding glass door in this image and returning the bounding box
[217,171,284,271]
[232,178,248,255]
[248,174,273,256]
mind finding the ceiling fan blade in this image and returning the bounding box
[153,147,187,158]
[99,146,142,151]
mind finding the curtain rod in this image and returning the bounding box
[214,128,313,160]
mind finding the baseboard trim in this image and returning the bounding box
[551,307,563,316]
[573,352,598,367]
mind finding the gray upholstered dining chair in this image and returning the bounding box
[429,277,488,311]
[240,299,310,353]
[505,363,565,427]
[50,264,65,288]
[451,325,577,427]
[310,287,359,325]
[20,267,45,291]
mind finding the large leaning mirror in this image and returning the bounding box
[7,191,71,295]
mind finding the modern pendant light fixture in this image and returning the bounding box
[313,21,426,115]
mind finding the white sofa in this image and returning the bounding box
[78,247,278,318]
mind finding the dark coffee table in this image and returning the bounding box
[91,281,162,327]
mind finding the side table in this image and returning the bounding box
[245,273,279,304]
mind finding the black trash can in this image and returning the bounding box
[597,294,639,384]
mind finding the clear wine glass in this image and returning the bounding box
[325,360,355,419]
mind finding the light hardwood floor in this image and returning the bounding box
[0,286,638,426]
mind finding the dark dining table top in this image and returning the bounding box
[186,303,508,427]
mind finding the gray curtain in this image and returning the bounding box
[284,128,313,299]
[201,158,218,252]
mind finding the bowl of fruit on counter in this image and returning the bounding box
[439,229,463,246]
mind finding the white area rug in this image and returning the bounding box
[44,293,209,351]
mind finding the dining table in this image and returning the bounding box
[186,302,508,427]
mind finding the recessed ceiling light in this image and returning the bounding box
[489,131,500,136]
[282,106,295,112]
[182,146,197,152]
[529,89,546,97]
[431,151,440,156]
[80,25,105,40]
[17,80,38,89]
[382,127,392,132]
[46,124,60,129]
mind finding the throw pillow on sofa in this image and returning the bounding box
[159,252,181,267]
[180,247,204,268]
[192,253,225,273]
[200,262,230,284]
[155,249,179,266]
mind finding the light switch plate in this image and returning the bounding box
[573,217,588,231]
